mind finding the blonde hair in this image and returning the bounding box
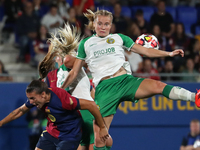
[84,9,113,30]
[38,24,81,79]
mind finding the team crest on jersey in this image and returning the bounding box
[106,38,115,44]
[48,114,56,122]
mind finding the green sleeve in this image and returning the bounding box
[58,65,70,93]
[76,38,87,60]
[59,64,70,72]
[118,33,135,51]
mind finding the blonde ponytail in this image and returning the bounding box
[48,24,81,57]
[39,23,81,79]
[84,9,95,30]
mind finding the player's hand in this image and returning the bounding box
[169,49,184,57]
[99,126,109,142]
[0,121,3,127]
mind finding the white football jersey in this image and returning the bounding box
[57,64,93,101]
[76,33,135,87]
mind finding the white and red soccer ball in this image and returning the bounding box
[135,34,159,50]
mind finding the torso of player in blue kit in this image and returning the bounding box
[25,87,82,141]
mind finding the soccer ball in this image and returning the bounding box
[135,34,159,50]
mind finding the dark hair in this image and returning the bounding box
[157,0,166,6]
[135,9,143,16]
[26,80,50,94]
[0,60,6,73]
[175,22,186,38]
[67,7,75,13]
[191,119,200,124]
[114,2,122,6]
[50,3,58,9]
[164,57,173,63]
[37,25,50,40]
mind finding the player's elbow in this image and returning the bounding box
[86,101,98,111]
[79,100,97,110]
[90,101,98,108]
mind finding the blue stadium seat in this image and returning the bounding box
[131,6,155,22]
[177,7,197,35]
[40,5,49,18]
[196,7,200,20]
[121,6,132,18]
[165,7,176,21]
[66,0,73,7]
[96,6,113,12]
[0,5,4,22]
[184,24,192,35]
[195,26,200,35]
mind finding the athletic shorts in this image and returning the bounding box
[79,110,94,146]
[36,131,80,150]
[95,74,144,117]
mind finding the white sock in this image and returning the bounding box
[169,86,195,102]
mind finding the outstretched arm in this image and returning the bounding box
[0,104,30,127]
[79,99,109,142]
[131,43,184,58]
[61,58,84,89]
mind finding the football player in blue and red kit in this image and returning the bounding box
[0,80,109,150]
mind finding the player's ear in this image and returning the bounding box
[41,91,46,98]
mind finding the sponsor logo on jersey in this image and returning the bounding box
[89,43,97,47]
[94,47,115,57]
[69,97,73,105]
[106,38,115,44]
[48,114,56,122]
[51,80,56,82]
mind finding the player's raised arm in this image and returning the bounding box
[61,58,84,89]
[0,104,30,127]
[79,99,109,142]
[131,43,184,58]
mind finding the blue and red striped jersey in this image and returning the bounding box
[25,87,82,141]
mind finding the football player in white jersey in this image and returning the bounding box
[38,24,111,150]
[60,9,200,150]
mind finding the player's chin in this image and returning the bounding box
[98,33,108,37]
[36,104,41,109]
